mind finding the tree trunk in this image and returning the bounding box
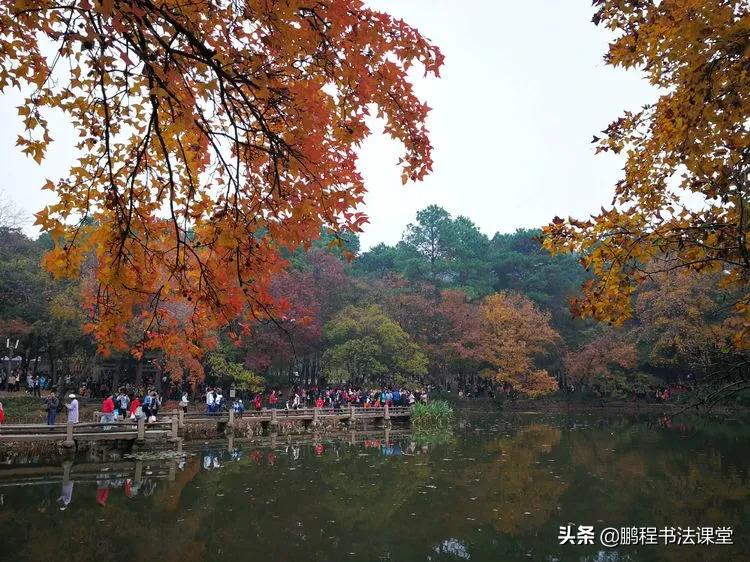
[48,345,57,386]
[135,359,143,387]
[21,338,30,373]
[312,351,320,385]
[112,356,124,391]
[154,361,163,392]
[30,333,39,376]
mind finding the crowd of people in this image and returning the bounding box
[35,386,167,428]
[655,384,689,401]
[202,385,429,415]
[102,388,168,424]
[0,373,429,427]
[0,369,48,396]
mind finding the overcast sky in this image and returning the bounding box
[0,1,654,250]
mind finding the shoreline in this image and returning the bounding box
[439,396,750,417]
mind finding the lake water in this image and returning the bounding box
[1,411,748,561]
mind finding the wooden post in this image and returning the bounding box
[169,414,179,442]
[383,402,391,428]
[178,408,185,429]
[270,408,279,429]
[63,419,75,449]
[225,407,235,436]
[62,459,72,485]
[349,404,356,422]
[312,407,319,426]
[136,417,145,442]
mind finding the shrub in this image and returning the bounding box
[411,400,454,429]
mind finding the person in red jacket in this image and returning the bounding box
[101,394,115,430]
[268,390,278,409]
[129,396,141,419]
[0,401,4,424]
[315,396,324,409]
[253,393,262,411]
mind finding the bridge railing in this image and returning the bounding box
[0,417,176,445]
[0,404,412,443]
[0,420,171,433]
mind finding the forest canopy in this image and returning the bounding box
[3,196,745,402]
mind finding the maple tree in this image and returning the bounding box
[358,216,591,345]
[433,289,483,376]
[0,0,442,377]
[635,271,732,371]
[634,269,750,402]
[242,265,322,376]
[491,228,592,346]
[478,292,560,398]
[243,248,351,381]
[563,331,639,398]
[542,0,750,349]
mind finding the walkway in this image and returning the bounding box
[0,405,412,446]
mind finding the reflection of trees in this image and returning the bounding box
[1,419,748,562]
[558,423,750,562]
[183,429,750,562]
[562,424,748,523]
[316,444,432,528]
[564,425,651,481]
[652,454,748,562]
[462,424,566,534]
[162,441,435,559]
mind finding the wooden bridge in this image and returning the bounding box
[92,403,410,431]
[0,404,412,447]
[0,418,177,447]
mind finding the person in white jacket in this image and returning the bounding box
[65,394,79,424]
[179,392,189,413]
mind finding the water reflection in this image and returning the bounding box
[58,478,73,509]
[0,414,747,562]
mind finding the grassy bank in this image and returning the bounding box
[0,394,47,423]
[0,392,107,423]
